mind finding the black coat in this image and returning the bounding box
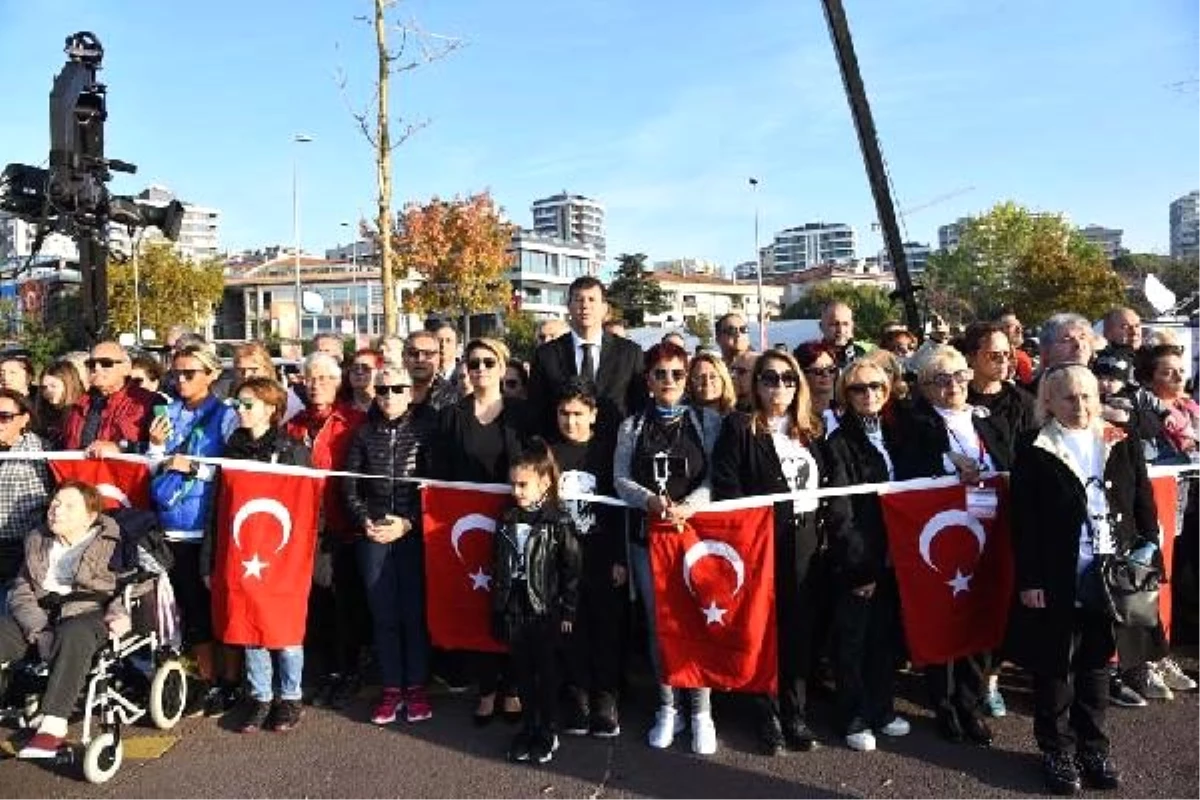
[527,332,646,442]
[430,396,531,484]
[341,403,437,531]
[967,382,1037,437]
[491,503,582,642]
[896,398,1015,479]
[1007,424,1158,675]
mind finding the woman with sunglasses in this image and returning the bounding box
[342,365,438,728]
[146,343,242,717]
[687,352,737,418]
[32,359,85,448]
[341,348,382,413]
[206,376,311,734]
[711,349,851,756]
[793,341,841,431]
[0,389,54,594]
[904,345,1014,747]
[431,338,530,725]
[614,341,722,755]
[962,322,1036,438]
[824,360,912,752]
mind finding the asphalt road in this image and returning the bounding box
[3,650,1197,798]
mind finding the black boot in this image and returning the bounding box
[1076,751,1120,790]
[758,713,785,757]
[935,706,964,743]
[1042,751,1082,795]
[959,709,993,747]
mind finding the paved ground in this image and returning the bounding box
[3,650,1197,798]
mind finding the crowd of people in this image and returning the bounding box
[0,276,1196,795]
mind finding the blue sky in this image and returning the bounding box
[1,0,1196,271]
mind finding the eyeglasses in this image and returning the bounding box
[232,397,257,410]
[174,369,208,382]
[651,368,687,383]
[720,326,749,336]
[306,374,339,383]
[804,366,838,378]
[0,410,25,423]
[502,379,523,390]
[404,348,439,360]
[85,357,123,371]
[466,357,497,371]
[236,365,264,375]
[691,374,721,386]
[758,370,799,388]
[982,351,1012,363]
[846,381,887,395]
[929,370,973,388]
[375,384,411,396]
[731,366,749,376]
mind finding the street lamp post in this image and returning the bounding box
[292,134,314,340]
[341,220,358,338]
[749,177,767,351]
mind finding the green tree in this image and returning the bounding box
[503,310,538,362]
[606,253,670,327]
[107,244,225,341]
[782,283,896,342]
[685,313,713,346]
[1009,235,1126,322]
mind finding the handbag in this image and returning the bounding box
[1077,548,1162,628]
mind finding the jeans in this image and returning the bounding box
[629,543,711,714]
[245,646,304,702]
[357,537,429,688]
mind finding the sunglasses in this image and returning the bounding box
[846,381,887,395]
[0,410,25,423]
[652,368,687,383]
[804,366,839,378]
[85,357,123,371]
[232,397,258,410]
[174,368,208,381]
[982,351,1012,363]
[466,357,497,371]
[351,363,375,373]
[404,348,439,360]
[691,373,721,386]
[930,370,972,388]
[128,376,145,386]
[721,326,749,336]
[375,384,411,396]
[758,370,799,388]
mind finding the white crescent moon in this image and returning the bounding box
[95,483,132,509]
[682,539,746,597]
[451,514,496,562]
[231,498,293,553]
[917,510,986,573]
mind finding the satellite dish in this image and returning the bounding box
[1144,274,1176,316]
[117,332,137,347]
[301,290,325,314]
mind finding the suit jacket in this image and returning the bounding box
[527,332,646,441]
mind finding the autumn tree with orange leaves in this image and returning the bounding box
[394,191,515,335]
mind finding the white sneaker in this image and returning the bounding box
[1156,657,1198,692]
[647,705,684,749]
[845,730,876,752]
[1143,665,1176,701]
[691,712,718,755]
[878,716,911,737]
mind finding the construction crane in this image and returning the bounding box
[870,186,975,231]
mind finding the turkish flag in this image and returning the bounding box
[49,457,151,511]
[211,468,324,648]
[421,486,508,653]
[649,506,777,693]
[1150,475,1179,640]
[882,478,1014,666]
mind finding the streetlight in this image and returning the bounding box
[340,220,358,337]
[749,177,767,351]
[292,133,314,340]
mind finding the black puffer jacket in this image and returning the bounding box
[341,403,437,531]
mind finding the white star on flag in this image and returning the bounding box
[946,569,972,597]
[468,567,492,592]
[701,600,728,626]
[242,553,268,580]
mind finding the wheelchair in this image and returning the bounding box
[0,571,189,783]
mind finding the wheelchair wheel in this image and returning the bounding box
[82,731,123,784]
[149,660,186,730]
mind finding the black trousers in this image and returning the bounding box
[0,612,107,719]
[758,546,827,724]
[926,655,986,719]
[1033,609,1113,756]
[511,617,561,732]
[563,575,625,703]
[305,538,370,680]
[834,571,899,733]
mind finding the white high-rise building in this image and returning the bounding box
[0,212,79,264]
[878,241,932,274]
[1077,225,1124,262]
[938,217,971,252]
[768,222,855,273]
[531,192,605,264]
[1170,191,1199,260]
[108,185,221,262]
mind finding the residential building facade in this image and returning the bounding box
[506,229,598,319]
[643,271,784,329]
[1077,225,1125,261]
[0,211,80,265]
[1170,191,1199,259]
[107,185,221,262]
[767,222,855,273]
[878,241,932,274]
[937,216,971,252]
[654,257,722,277]
[531,192,606,264]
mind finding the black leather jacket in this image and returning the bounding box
[491,504,581,636]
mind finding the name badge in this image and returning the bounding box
[966,486,998,521]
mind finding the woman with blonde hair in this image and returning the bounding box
[687,351,737,417]
[712,348,852,756]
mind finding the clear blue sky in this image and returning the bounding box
[1,0,1196,270]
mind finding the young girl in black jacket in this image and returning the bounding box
[493,438,582,766]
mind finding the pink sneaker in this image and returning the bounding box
[405,685,433,723]
[371,687,404,725]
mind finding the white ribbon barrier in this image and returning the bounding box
[1,450,1196,513]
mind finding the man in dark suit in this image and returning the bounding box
[528,276,647,442]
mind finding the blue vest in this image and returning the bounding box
[151,395,236,534]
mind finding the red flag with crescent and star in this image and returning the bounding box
[211,468,324,648]
[882,477,1013,666]
[421,486,508,653]
[1150,475,1178,640]
[649,506,777,693]
[49,457,151,511]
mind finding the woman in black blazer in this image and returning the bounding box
[711,349,853,756]
[1009,364,1152,794]
[824,359,912,752]
[902,345,1013,747]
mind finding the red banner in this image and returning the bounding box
[649,506,777,693]
[211,469,324,648]
[421,486,508,653]
[1150,475,1179,640]
[49,458,151,511]
[882,478,1014,666]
